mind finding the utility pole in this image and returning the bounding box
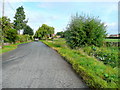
[2,0,4,17]
[2,0,5,48]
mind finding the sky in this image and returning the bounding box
[0,0,119,34]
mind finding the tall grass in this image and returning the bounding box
[42,38,119,88]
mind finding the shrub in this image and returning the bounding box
[65,14,106,48]
[17,35,30,42]
[5,29,18,43]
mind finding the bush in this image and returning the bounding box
[17,35,30,42]
[65,14,106,48]
[5,29,18,43]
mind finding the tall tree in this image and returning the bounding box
[14,6,27,34]
[0,16,17,43]
[1,16,13,42]
[23,25,34,36]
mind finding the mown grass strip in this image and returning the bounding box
[41,38,118,88]
[0,41,32,54]
[105,39,119,42]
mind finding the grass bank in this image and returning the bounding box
[41,38,119,88]
[0,41,32,54]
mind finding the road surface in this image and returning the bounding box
[2,41,88,88]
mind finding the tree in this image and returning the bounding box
[34,24,54,39]
[56,31,65,38]
[0,16,18,43]
[0,18,2,44]
[65,14,106,48]
[23,25,34,36]
[48,26,54,37]
[0,16,16,43]
[14,6,27,34]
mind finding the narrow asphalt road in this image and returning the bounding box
[2,41,88,88]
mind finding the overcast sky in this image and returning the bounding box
[0,0,119,34]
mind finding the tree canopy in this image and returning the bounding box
[0,6,34,44]
[5,29,18,43]
[56,31,65,38]
[65,14,107,48]
[23,25,34,36]
[14,6,27,34]
[0,16,17,43]
[34,24,54,39]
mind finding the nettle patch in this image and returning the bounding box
[83,46,118,68]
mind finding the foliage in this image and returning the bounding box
[56,31,65,38]
[82,46,118,68]
[0,6,32,45]
[1,16,13,39]
[34,24,54,39]
[1,16,13,31]
[42,38,118,88]
[14,6,27,34]
[0,18,2,44]
[23,25,34,40]
[17,35,30,42]
[0,16,17,43]
[5,29,18,43]
[23,25,34,36]
[65,14,106,48]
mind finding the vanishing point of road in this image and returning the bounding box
[2,41,88,88]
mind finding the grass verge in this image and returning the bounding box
[0,41,32,54]
[41,38,119,88]
[105,39,119,42]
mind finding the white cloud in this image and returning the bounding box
[25,11,61,33]
[105,22,117,27]
[37,3,52,9]
[106,4,118,15]
[1,1,118,34]
[105,22,118,34]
